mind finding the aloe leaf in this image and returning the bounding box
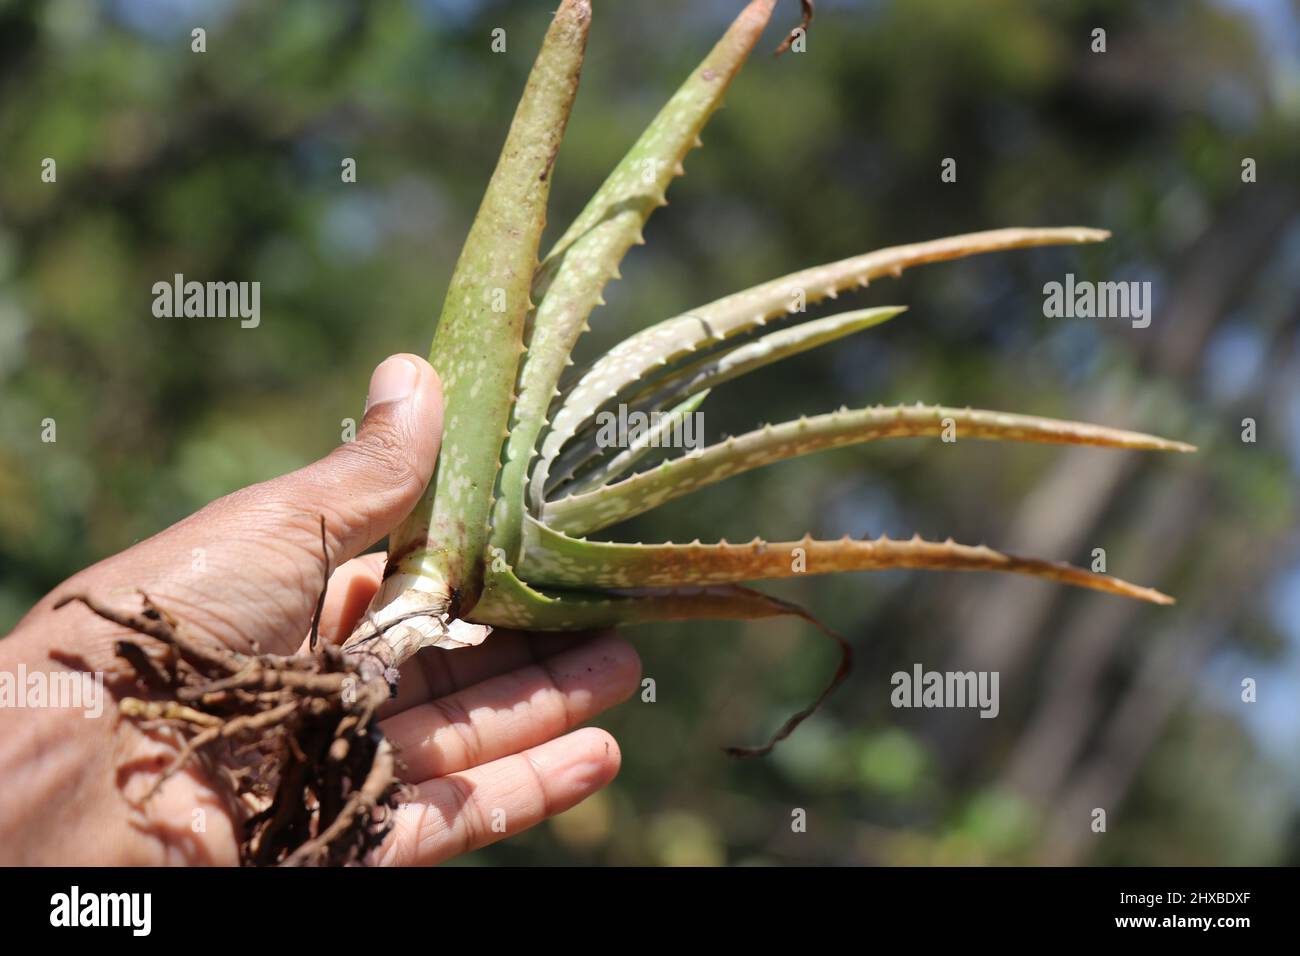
[547,305,906,494]
[564,388,712,496]
[471,548,805,630]
[535,0,779,293]
[369,0,590,634]
[531,226,1110,505]
[628,306,907,412]
[519,517,1174,605]
[474,546,852,758]
[543,403,1195,536]
[490,0,778,560]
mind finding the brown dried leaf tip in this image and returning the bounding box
[775,0,814,56]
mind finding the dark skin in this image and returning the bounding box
[0,354,641,865]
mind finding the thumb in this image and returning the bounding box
[31,352,445,660]
[276,353,443,568]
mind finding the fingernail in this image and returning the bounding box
[365,356,419,413]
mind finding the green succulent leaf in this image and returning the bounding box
[547,305,906,494]
[543,403,1195,536]
[384,0,591,612]
[519,516,1175,605]
[472,547,809,630]
[474,540,853,758]
[565,388,713,496]
[490,0,779,561]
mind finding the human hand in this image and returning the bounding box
[0,354,640,865]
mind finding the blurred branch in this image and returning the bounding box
[1036,530,1297,865]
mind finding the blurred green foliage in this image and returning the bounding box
[2,0,1298,865]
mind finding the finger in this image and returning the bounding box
[313,552,386,647]
[378,727,621,866]
[252,354,444,570]
[383,629,601,715]
[381,631,640,780]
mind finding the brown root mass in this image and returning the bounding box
[54,590,404,866]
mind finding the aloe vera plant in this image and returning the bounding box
[346,0,1189,697]
[72,0,1192,864]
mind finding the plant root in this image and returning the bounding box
[53,590,406,867]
